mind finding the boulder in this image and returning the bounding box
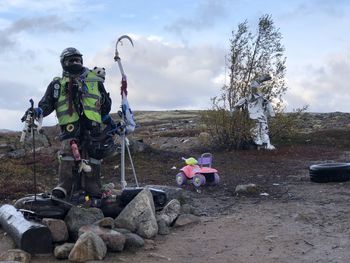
[146,185,186,202]
[0,249,31,263]
[235,183,259,195]
[115,187,158,238]
[156,199,181,226]
[42,218,69,242]
[79,225,126,252]
[174,214,200,227]
[54,243,74,260]
[94,217,114,229]
[157,218,170,235]
[68,232,107,262]
[64,206,104,240]
[124,233,145,251]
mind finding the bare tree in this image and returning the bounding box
[202,14,288,150]
[226,14,287,110]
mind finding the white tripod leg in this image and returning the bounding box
[120,133,127,189]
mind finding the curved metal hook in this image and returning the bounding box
[114,35,134,62]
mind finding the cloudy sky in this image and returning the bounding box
[1,0,350,130]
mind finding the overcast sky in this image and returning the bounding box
[1,0,350,131]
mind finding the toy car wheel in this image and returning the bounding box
[176,172,187,186]
[213,173,220,185]
[192,174,206,188]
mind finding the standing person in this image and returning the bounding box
[33,47,117,199]
[234,75,276,150]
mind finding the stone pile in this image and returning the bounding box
[0,187,201,262]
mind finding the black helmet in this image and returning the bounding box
[60,47,83,75]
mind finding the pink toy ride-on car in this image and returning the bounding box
[176,153,220,188]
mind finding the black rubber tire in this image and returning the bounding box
[14,194,68,219]
[309,163,350,183]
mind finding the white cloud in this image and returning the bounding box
[285,47,350,112]
[0,34,226,130]
[88,35,225,112]
[2,0,350,131]
[165,0,231,40]
[0,0,105,13]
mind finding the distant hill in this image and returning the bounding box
[0,129,16,133]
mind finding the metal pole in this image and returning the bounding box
[29,99,37,202]
[32,117,37,201]
[114,35,135,190]
[126,141,139,187]
[120,132,127,189]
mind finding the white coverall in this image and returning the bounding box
[234,83,276,150]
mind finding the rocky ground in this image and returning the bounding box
[1,110,350,262]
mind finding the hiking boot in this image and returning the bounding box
[52,186,67,199]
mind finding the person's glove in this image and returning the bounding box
[34,107,43,120]
[102,115,122,136]
[21,107,42,122]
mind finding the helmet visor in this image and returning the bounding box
[65,56,82,65]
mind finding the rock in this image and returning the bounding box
[129,138,147,153]
[160,142,175,150]
[180,203,194,214]
[114,228,131,234]
[54,243,74,259]
[33,146,55,156]
[69,232,107,262]
[198,132,211,146]
[0,143,15,154]
[146,185,186,202]
[235,183,259,195]
[7,149,25,159]
[148,252,171,261]
[64,206,104,241]
[157,219,170,235]
[94,217,114,229]
[144,239,156,251]
[22,130,51,148]
[79,225,126,252]
[0,231,16,251]
[293,212,315,223]
[124,233,145,251]
[115,187,158,239]
[0,249,31,263]
[157,199,181,226]
[174,214,200,227]
[42,218,69,242]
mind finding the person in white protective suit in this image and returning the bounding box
[234,75,276,150]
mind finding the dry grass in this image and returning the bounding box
[1,111,350,202]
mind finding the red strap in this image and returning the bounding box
[120,79,127,96]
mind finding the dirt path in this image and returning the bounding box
[3,180,350,263]
[1,125,350,262]
[111,181,350,263]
